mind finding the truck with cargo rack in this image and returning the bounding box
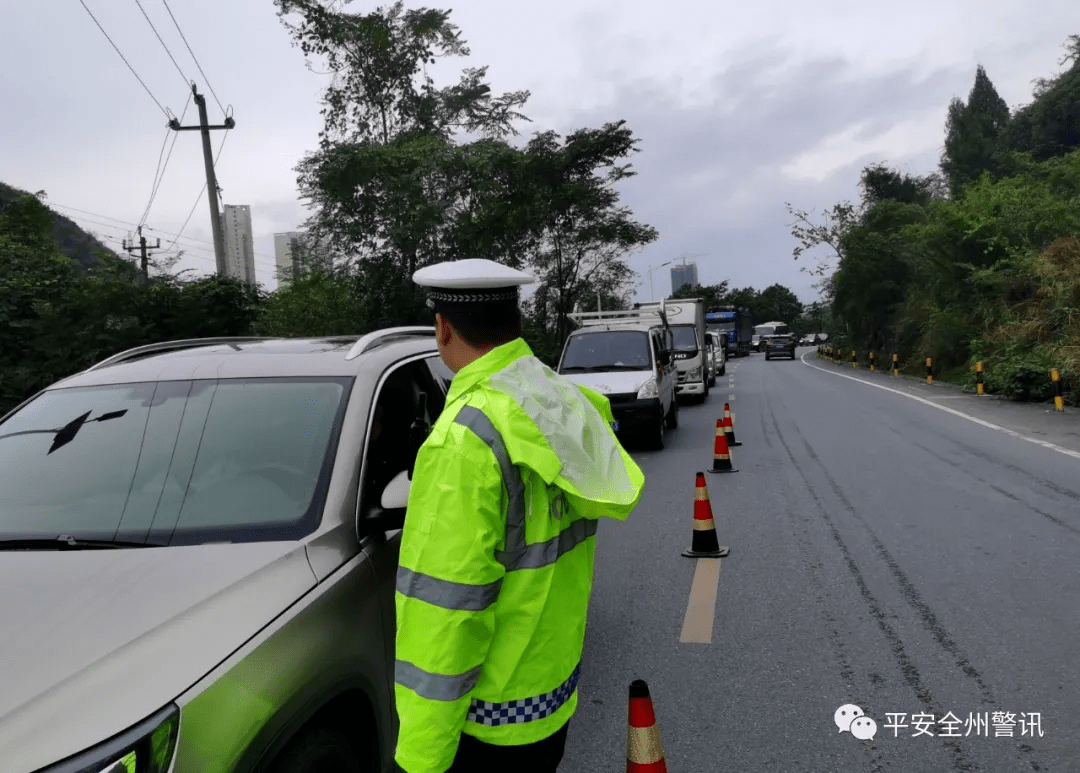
[556,305,678,449]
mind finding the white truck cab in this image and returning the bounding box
[556,306,678,450]
[635,299,709,403]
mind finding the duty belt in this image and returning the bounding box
[466,663,582,727]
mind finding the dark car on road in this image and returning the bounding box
[764,334,797,360]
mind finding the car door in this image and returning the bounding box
[653,330,675,410]
[356,354,451,746]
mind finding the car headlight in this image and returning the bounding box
[44,705,178,773]
[687,366,702,380]
[637,378,659,399]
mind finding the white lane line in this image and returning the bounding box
[680,557,724,644]
[728,394,736,401]
[801,353,1080,461]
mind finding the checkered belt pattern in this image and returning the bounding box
[466,663,581,727]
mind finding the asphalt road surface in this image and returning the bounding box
[561,349,1080,772]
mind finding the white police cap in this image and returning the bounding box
[413,258,534,306]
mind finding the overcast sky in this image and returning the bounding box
[2,1,1075,303]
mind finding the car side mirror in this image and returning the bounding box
[658,351,671,366]
[381,469,410,509]
[364,469,410,532]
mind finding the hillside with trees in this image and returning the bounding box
[0,182,114,270]
[788,34,1080,403]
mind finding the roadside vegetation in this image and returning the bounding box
[788,35,1080,404]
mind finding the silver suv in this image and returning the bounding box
[0,330,452,773]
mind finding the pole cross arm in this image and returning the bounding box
[169,116,235,131]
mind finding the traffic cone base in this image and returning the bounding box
[627,680,667,772]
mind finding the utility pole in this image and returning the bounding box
[169,83,235,276]
[123,226,161,283]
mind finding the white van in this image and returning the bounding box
[556,310,678,450]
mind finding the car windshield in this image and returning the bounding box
[707,322,735,333]
[560,330,652,371]
[670,325,698,351]
[0,378,350,545]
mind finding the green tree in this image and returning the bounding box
[523,122,658,344]
[757,284,803,324]
[1001,36,1080,162]
[941,65,1011,198]
[276,0,534,328]
[275,0,528,146]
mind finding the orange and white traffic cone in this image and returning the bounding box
[682,472,729,558]
[627,680,667,773]
[709,419,737,473]
[722,402,741,446]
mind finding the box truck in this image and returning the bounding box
[635,298,709,402]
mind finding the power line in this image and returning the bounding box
[77,0,170,117]
[134,0,190,89]
[138,89,193,228]
[166,128,228,254]
[51,199,278,265]
[161,0,226,116]
[76,214,282,273]
[65,210,280,271]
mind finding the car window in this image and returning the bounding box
[559,331,651,371]
[360,358,448,517]
[0,377,351,545]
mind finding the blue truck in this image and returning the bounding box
[706,307,753,357]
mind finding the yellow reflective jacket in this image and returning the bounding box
[393,338,644,772]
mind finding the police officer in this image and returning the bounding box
[394,259,645,772]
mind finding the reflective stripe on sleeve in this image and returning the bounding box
[396,659,483,702]
[454,405,527,555]
[499,518,597,571]
[397,567,503,611]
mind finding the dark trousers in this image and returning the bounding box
[446,722,570,772]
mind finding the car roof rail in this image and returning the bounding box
[83,337,287,372]
[344,326,436,361]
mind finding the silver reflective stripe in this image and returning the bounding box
[455,403,600,572]
[396,659,483,702]
[454,405,526,556]
[397,567,503,612]
[499,517,597,571]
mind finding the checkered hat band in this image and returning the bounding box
[466,663,581,727]
[428,288,519,304]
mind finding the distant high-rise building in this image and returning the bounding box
[670,262,699,293]
[273,230,329,286]
[220,204,255,285]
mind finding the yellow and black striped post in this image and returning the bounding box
[891,353,899,377]
[869,352,876,372]
[976,362,985,395]
[851,350,857,368]
[1052,368,1064,412]
[926,357,933,384]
